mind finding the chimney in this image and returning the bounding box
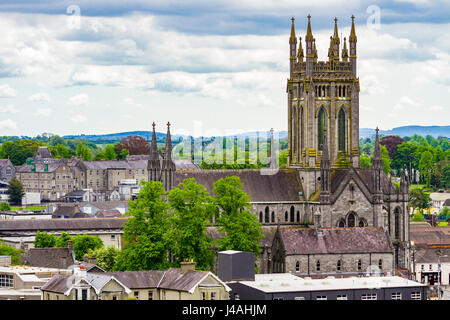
[67,240,73,252]
[180,258,196,274]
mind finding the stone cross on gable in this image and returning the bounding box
[167,121,171,128]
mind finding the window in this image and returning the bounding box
[202,292,207,300]
[295,296,305,300]
[296,211,300,222]
[378,259,383,270]
[211,292,216,300]
[347,213,355,227]
[111,235,116,240]
[296,261,300,272]
[265,206,269,223]
[259,212,263,223]
[112,296,117,300]
[318,108,325,150]
[148,291,153,300]
[391,292,402,300]
[338,108,346,151]
[359,219,366,227]
[361,293,377,300]
[337,295,347,300]
[358,260,362,271]
[316,296,327,300]
[74,288,78,300]
[429,264,432,271]
[271,211,275,223]
[338,220,345,228]
[6,167,11,175]
[47,293,50,300]
[285,211,288,222]
[134,291,139,299]
[234,293,240,300]
[394,208,400,240]
[290,206,295,222]
[316,260,321,271]
[0,274,14,287]
[411,292,421,300]
[337,260,342,271]
[421,265,424,271]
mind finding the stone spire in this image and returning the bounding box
[161,121,176,192]
[305,14,314,77]
[305,14,313,42]
[349,15,357,76]
[332,17,340,60]
[148,121,161,181]
[342,37,349,62]
[269,128,278,169]
[349,15,357,44]
[297,37,304,62]
[373,127,383,196]
[289,17,297,77]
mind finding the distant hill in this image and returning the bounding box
[360,126,450,139]
[62,125,448,143]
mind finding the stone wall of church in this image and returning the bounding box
[251,202,318,226]
[283,252,394,275]
[327,179,374,228]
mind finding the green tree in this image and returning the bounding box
[441,165,450,188]
[34,231,57,248]
[380,145,392,174]
[71,234,103,261]
[419,150,434,188]
[113,181,172,271]
[411,211,426,222]
[360,154,372,168]
[167,178,215,270]
[213,176,264,257]
[409,188,431,215]
[0,140,42,165]
[392,142,418,183]
[103,145,117,160]
[76,142,92,161]
[0,240,23,265]
[55,232,72,248]
[85,246,120,272]
[7,178,24,205]
[49,144,75,159]
[0,201,11,211]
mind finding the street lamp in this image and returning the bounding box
[438,255,448,300]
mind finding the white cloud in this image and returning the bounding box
[0,119,17,130]
[67,93,89,106]
[0,84,17,98]
[29,92,50,103]
[69,114,87,123]
[426,105,444,111]
[36,108,53,116]
[0,104,18,113]
[393,96,420,110]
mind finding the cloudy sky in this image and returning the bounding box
[0,0,448,137]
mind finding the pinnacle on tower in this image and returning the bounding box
[289,17,296,44]
[342,37,348,61]
[349,15,357,43]
[373,127,383,171]
[164,121,173,162]
[150,121,159,160]
[305,14,313,41]
[297,37,304,61]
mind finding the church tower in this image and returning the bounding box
[287,15,360,198]
[148,121,161,182]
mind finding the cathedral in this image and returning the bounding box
[148,16,411,276]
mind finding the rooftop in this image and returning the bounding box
[234,274,426,293]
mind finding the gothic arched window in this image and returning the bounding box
[290,206,295,223]
[357,259,362,271]
[296,211,300,222]
[265,206,270,223]
[337,260,342,271]
[394,208,400,240]
[316,260,321,271]
[259,212,263,223]
[300,106,304,153]
[338,219,345,228]
[296,261,300,272]
[347,213,355,227]
[338,108,346,151]
[359,219,367,227]
[285,211,288,222]
[318,108,326,150]
[271,211,275,223]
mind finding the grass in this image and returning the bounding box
[11,205,49,211]
[438,222,449,227]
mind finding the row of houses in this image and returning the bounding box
[0,249,427,301]
[1,146,200,202]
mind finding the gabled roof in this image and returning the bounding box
[174,169,303,202]
[106,269,231,293]
[0,218,128,232]
[276,226,393,255]
[52,205,87,218]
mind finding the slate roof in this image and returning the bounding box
[0,159,12,167]
[414,246,450,264]
[83,160,148,170]
[174,169,303,202]
[41,273,125,294]
[0,218,128,232]
[15,161,65,173]
[107,268,216,293]
[22,247,75,269]
[410,224,450,246]
[52,205,87,218]
[40,274,69,293]
[277,227,393,255]
[35,146,53,159]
